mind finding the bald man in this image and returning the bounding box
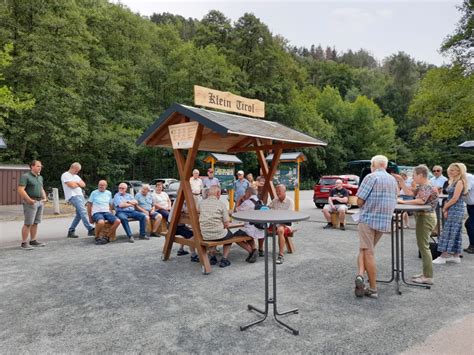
[87,180,121,245]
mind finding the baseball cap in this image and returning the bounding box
[237,170,244,175]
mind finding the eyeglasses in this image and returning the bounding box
[119,187,126,190]
[432,170,441,172]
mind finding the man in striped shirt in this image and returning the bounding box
[354,155,398,299]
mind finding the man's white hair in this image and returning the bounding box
[192,169,199,174]
[208,185,220,196]
[141,184,150,191]
[70,162,81,170]
[371,155,388,168]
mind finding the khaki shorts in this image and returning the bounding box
[23,200,44,225]
[358,223,383,251]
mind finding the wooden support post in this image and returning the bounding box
[294,161,300,211]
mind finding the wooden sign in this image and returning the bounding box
[168,122,199,149]
[194,85,265,118]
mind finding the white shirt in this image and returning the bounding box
[153,191,171,210]
[430,175,448,189]
[61,171,84,201]
[190,177,203,194]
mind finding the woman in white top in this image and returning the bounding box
[153,182,172,220]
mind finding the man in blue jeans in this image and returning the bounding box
[61,162,95,238]
[113,182,149,243]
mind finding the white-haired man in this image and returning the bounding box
[268,184,294,265]
[354,155,398,299]
[61,162,95,238]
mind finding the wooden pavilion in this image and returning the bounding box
[137,103,327,273]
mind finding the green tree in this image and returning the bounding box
[441,0,473,73]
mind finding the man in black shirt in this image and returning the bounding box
[322,179,349,230]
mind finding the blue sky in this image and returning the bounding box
[114,0,462,65]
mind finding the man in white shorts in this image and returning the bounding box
[322,179,349,230]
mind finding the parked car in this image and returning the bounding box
[347,160,400,184]
[313,175,359,209]
[165,181,180,203]
[150,178,178,189]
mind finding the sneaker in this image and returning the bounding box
[95,237,108,245]
[87,228,95,237]
[258,250,264,257]
[432,256,447,264]
[354,275,365,297]
[128,236,135,243]
[21,242,34,250]
[364,288,378,299]
[248,249,258,263]
[323,223,333,229]
[340,224,346,231]
[209,255,218,265]
[463,246,474,254]
[177,249,189,256]
[139,235,150,240]
[150,232,160,237]
[276,255,284,264]
[219,257,231,268]
[29,240,45,247]
[446,256,461,264]
[412,276,434,285]
[411,273,423,279]
[190,254,200,262]
[67,231,79,238]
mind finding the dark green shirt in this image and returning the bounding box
[19,171,44,198]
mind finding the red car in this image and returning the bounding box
[313,175,360,208]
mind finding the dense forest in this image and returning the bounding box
[0,0,472,189]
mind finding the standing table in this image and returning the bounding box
[435,194,448,235]
[378,204,433,295]
[232,210,309,335]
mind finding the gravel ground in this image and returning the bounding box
[1,192,473,353]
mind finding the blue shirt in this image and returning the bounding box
[233,178,250,202]
[88,189,112,214]
[135,192,153,211]
[357,169,398,232]
[113,192,136,212]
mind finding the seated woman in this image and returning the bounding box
[234,186,264,262]
[135,184,162,237]
[152,181,172,221]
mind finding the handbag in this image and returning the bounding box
[418,236,441,260]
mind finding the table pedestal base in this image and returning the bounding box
[377,211,431,295]
[240,226,299,335]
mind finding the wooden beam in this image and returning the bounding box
[228,142,319,152]
[228,136,254,151]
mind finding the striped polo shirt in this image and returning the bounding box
[199,196,230,240]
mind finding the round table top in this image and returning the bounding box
[395,203,433,212]
[232,210,310,224]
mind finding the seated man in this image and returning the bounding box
[234,186,264,262]
[152,181,172,221]
[87,180,121,245]
[135,184,163,237]
[322,179,349,230]
[268,184,294,265]
[168,201,198,262]
[199,185,234,268]
[113,182,148,243]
